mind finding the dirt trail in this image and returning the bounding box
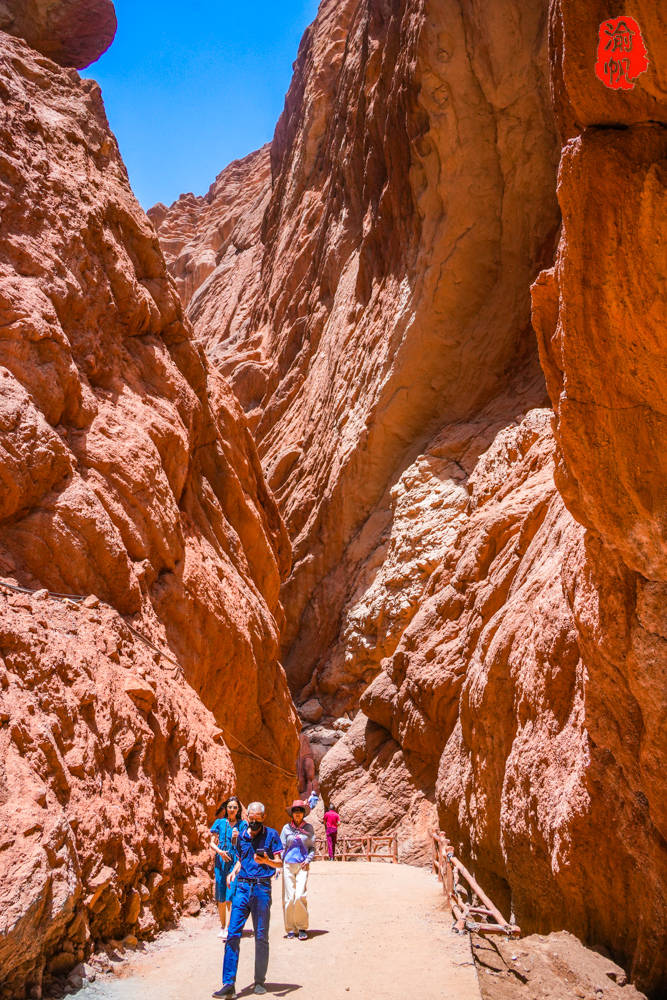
[78,863,481,1000]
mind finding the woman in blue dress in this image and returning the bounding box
[210,797,247,939]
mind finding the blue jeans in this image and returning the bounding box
[222,880,272,986]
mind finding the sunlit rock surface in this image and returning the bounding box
[154,0,560,708]
[155,0,666,993]
[0,27,297,999]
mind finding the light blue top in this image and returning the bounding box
[280,821,315,864]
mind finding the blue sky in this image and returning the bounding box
[83,0,319,208]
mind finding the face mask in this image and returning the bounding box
[249,820,262,832]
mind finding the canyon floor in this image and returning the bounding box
[69,863,646,1000]
[75,863,480,1000]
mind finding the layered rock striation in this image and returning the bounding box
[155,0,561,710]
[155,0,666,994]
[0,22,297,999]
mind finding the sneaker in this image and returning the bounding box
[212,987,234,998]
[254,986,267,995]
[286,931,295,939]
[217,929,227,939]
[298,930,308,940]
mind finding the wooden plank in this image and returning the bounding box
[451,857,509,929]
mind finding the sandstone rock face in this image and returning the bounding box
[526,4,667,989]
[0,0,117,68]
[320,370,558,859]
[323,375,666,993]
[534,2,667,586]
[154,0,666,994]
[0,593,229,999]
[148,145,271,364]
[156,0,560,706]
[0,30,296,998]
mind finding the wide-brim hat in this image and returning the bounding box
[287,799,308,817]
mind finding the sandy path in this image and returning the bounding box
[79,863,481,1000]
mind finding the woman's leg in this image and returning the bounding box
[215,872,227,928]
[331,831,337,859]
[294,867,309,931]
[283,863,298,932]
[326,832,333,860]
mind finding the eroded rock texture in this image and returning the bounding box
[155,0,560,710]
[155,0,666,994]
[148,145,271,359]
[0,0,116,68]
[0,593,230,999]
[0,27,296,998]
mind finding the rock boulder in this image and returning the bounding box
[0,0,117,68]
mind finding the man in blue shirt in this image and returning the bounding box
[213,801,283,997]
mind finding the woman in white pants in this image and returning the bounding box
[280,799,315,940]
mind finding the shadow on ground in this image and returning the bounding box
[235,985,301,997]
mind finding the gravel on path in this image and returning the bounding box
[78,862,481,1000]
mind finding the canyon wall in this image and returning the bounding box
[156,0,666,993]
[154,0,561,722]
[0,18,297,1000]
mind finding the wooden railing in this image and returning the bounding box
[315,835,398,863]
[433,832,520,938]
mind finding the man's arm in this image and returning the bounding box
[255,830,284,869]
[254,850,283,869]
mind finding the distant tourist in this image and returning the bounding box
[213,801,283,997]
[323,804,340,860]
[296,729,316,798]
[280,800,315,940]
[307,788,319,810]
[210,797,247,939]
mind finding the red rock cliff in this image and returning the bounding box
[0,20,297,1000]
[155,0,560,711]
[155,0,666,994]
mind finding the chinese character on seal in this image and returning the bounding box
[595,16,649,90]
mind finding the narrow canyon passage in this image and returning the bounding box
[76,864,481,1000]
[1,0,665,997]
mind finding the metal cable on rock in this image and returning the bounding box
[0,579,296,781]
[215,724,295,779]
[0,579,85,601]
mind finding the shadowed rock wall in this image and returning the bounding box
[0,0,117,68]
[0,23,297,999]
[155,0,666,993]
[155,0,560,714]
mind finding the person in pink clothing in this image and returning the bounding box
[323,804,340,860]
